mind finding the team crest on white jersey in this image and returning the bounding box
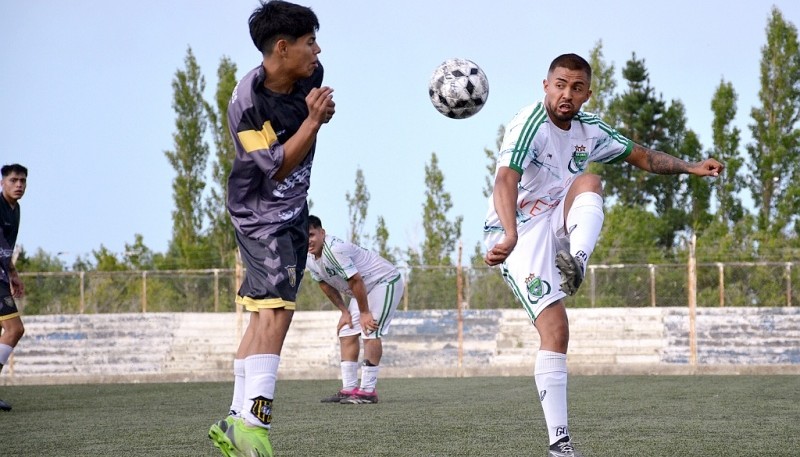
[568,144,589,173]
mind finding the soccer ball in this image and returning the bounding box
[428,58,489,119]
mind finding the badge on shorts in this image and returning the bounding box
[286,265,296,288]
[525,273,551,304]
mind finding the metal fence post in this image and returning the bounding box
[403,267,409,311]
[649,264,656,307]
[786,262,793,307]
[214,269,220,312]
[718,263,725,307]
[141,271,147,313]
[79,270,85,314]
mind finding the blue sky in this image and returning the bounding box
[2,0,798,267]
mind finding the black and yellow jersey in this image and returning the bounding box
[227,63,324,239]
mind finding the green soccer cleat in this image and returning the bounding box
[230,418,273,457]
[208,416,239,457]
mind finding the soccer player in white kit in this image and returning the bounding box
[484,53,724,457]
[307,215,404,404]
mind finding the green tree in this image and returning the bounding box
[205,56,238,267]
[373,215,396,264]
[14,247,75,315]
[414,152,463,266]
[746,7,800,236]
[123,234,155,270]
[15,246,65,272]
[164,47,210,269]
[602,53,702,248]
[709,80,744,226]
[406,153,463,309]
[92,245,127,272]
[584,40,616,117]
[345,167,370,245]
[594,205,669,264]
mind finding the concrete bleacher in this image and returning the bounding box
[1,307,798,385]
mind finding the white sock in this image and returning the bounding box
[535,350,569,445]
[341,361,359,390]
[242,354,280,429]
[360,364,380,392]
[0,344,13,365]
[229,359,245,416]
[566,192,604,269]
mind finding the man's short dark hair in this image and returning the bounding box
[548,53,592,81]
[308,214,322,230]
[1,164,27,177]
[249,0,319,55]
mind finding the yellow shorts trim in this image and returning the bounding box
[236,295,296,312]
[0,312,20,321]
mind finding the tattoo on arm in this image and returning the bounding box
[634,144,690,175]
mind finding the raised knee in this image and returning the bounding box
[575,173,603,195]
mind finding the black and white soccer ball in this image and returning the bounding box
[428,58,489,119]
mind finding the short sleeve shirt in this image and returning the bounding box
[227,64,324,239]
[306,235,399,297]
[484,101,633,233]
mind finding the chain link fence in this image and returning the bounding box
[16,261,798,315]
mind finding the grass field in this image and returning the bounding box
[1,375,798,456]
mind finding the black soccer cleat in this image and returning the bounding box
[548,437,583,457]
[0,398,12,411]
[555,250,585,296]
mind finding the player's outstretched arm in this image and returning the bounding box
[625,144,724,177]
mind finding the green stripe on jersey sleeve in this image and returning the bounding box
[509,103,547,172]
[322,244,348,277]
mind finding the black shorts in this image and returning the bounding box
[0,281,20,321]
[235,217,308,311]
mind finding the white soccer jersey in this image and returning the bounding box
[484,101,633,235]
[307,235,399,296]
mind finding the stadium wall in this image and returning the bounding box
[1,307,798,386]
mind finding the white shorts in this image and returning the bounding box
[484,200,570,322]
[338,274,404,340]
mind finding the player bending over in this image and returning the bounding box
[307,215,404,405]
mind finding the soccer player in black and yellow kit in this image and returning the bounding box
[0,164,28,412]
[208,2,334,456]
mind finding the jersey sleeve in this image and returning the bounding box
[496,103,547,174]
[228,107,284,179]
[585,115,634,164]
